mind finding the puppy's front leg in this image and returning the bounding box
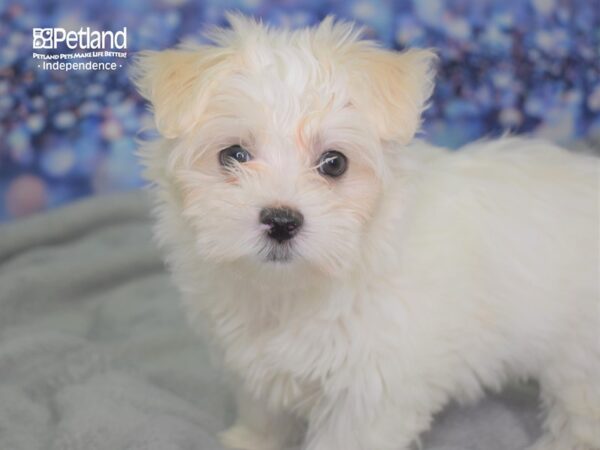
[220,384,303,450]
[303,375,434,450]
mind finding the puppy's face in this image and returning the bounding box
[134,15,436,276]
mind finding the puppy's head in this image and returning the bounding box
[133,14,436,276]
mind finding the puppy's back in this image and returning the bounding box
[398,137,598,335]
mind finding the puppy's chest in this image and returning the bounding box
[217,307,356,412]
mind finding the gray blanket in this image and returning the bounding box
[0,191,542,450]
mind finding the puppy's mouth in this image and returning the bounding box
[262,242,294,263]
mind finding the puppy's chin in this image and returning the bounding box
[256,241,358,279]
[224,249,316,290]
[252,241,307,271]
[262,244,294,264]
[219,238,356,282]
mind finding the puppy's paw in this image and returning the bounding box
[219,424,282,450]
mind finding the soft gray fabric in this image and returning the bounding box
[0,191,542,450]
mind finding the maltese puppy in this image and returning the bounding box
[133,14,599,450]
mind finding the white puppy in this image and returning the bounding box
[133,14,600,450]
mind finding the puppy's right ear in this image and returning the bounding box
[132,47,231,139]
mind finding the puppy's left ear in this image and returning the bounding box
[350,48,437,144]
[131,46,232,139]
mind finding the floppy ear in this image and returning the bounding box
[132,46,232,139]
[349,48,437,144]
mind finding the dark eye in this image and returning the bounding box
[317,150,348,178]
[219,145,252,167]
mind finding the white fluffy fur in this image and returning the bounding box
[133,14,600,450]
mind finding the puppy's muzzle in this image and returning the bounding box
[259,207,304,243]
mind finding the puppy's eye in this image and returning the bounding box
[317,150,348,178]
[219,145,252,167]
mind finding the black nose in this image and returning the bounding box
[259,207,304,243]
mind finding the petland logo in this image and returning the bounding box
[32,27,128,71]
[33,27,127,50]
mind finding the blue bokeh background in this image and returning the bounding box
[1,0,599,220]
